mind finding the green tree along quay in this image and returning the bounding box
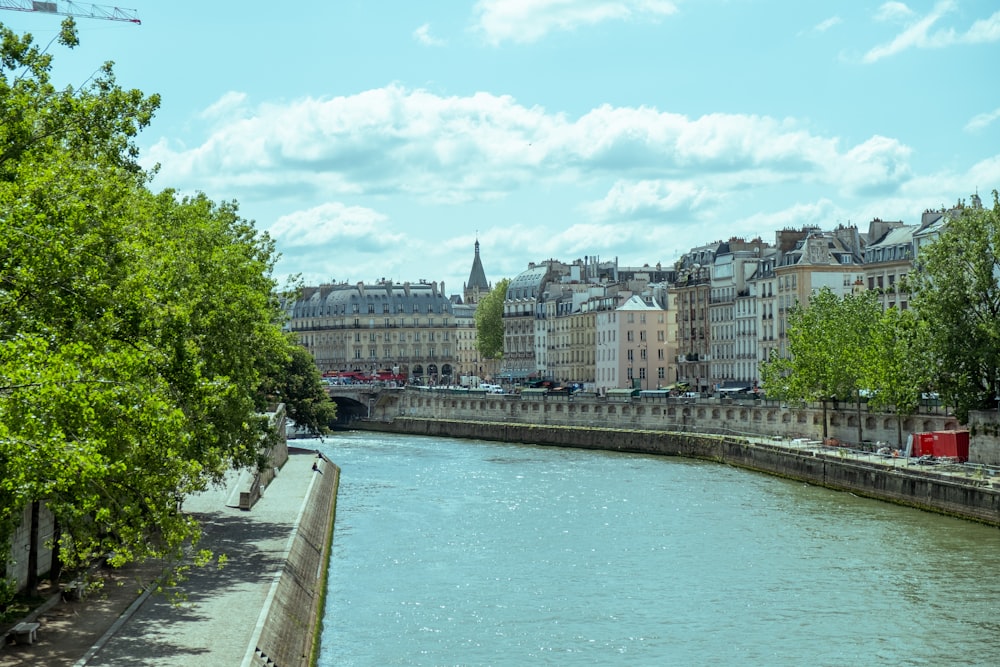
[0,21,322,598]
[258,341,338,435]
[474,278,509,362]
[908,191,1000,424]
[760,288,882,442]
[862,306,932,448]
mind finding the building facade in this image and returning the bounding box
[288,280,457,383]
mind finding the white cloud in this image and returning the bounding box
[473,0,677,45]
[965,107,1000,133]
[146,85,915,215]
[268,202,396,249]
[813,16,842,33]
[413,23,445,46]
[863,1,1000,62]
[874,2,914,23]
[583,179,718,221]
[964,11,1000,44]
[736,199,840,234]
[199,91,250,123]
[833,135,913,196]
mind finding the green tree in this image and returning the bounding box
[862,307,932,448]
[908,191,1000,423]
[760,288,880,442]
[474,278,509,362]
[258,341,338,435]
[0,22,295,596]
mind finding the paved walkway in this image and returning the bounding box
[0,447,325,667]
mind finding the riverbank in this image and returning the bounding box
[0,447,338,667]
[357,418,1000,527]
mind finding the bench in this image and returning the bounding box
[63,579,88,601]
[9,622,39,645]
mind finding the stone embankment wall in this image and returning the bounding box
[358,418,1000,527]
[251,457,339,667]
[4,503,55,590]
[373,388,1000,466]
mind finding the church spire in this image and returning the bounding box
[464,238,491,304]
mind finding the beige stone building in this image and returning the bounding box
[288,280,457,383]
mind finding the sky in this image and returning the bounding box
[3,1,999,297]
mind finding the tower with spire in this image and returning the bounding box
[463,239,491,304]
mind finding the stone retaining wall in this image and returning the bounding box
[374,388,1000,466]
[359,418,1000,526]
[250,458,339,667]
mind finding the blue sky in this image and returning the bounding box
[4,1,999,296]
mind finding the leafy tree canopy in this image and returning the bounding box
[759,287,882,441]
[761,288,879,403]
[908,191,1000,423]
[474,278,509,361]
[0,21,318,588]
[257,341,338,435]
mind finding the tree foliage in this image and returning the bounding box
[861,306,932,447]
[474,278,509,361]
[258,341,338,435]
[908,191,1000,423]
[0,22,319,592]
[760,288,882,440]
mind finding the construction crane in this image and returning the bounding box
[0,0,140,24]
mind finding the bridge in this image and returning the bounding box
[325,384,396,426]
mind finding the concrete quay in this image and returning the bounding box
[0,447,338,667]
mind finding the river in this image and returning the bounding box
[312,431,1000,666]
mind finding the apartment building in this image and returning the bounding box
[288,280,456,382]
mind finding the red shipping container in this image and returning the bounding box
[931,430,970,462]
[912,432,936,457]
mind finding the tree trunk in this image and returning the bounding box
[821,399,828,439]
[856,395,863,446]
[49,518,62,584]
[27,501,39,597]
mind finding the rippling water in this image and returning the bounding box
[314,431,1000,666]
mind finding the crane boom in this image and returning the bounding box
[0,0,140,24]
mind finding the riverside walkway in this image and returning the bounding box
[0,447,334,667]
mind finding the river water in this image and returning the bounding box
[313,431,1000,666]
